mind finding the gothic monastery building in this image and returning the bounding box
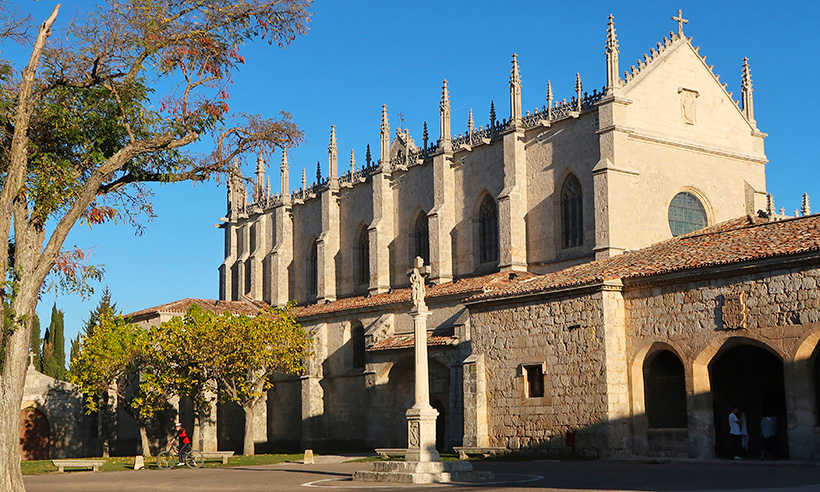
[134,11,820,460]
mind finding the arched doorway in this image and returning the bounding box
[19,407,49,460]
[644,350,687,429]
[386,358,450,449]
[709,344,787,458]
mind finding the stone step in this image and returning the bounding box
[371,460,473,473]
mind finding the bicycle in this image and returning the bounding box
[157,444,204,469]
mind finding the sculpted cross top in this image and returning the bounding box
[672,9,688,35]
[408,256,430,311]
[29,351,35,368]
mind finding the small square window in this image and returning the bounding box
[525,364,545,398]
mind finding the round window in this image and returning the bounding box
[668,192,707,236]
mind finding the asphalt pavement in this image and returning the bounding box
[23,457,820,492]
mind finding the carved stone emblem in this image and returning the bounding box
[408,422,420,446]
[722,291,747,330]
[678,88,699,125]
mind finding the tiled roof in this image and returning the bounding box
[468,214,820,302]
[293,270,538,319]
[369,332,459,351]
[126,297,266,319]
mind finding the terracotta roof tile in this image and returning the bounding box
[369,332,459,351]
[469,214,820,302]
[293,270,538,319]
[126,297,265,319]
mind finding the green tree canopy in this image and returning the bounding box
[146,303,311,455]
[69,308,167,456]
[211,304,311,455]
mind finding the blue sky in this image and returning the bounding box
[17,1,817,346]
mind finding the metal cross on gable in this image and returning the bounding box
[672,9,688,35]
[397,111,406,130]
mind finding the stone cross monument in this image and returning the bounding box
[354,257,492,482]
[405,256,439,462]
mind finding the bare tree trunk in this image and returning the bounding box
[242,402,255,456]
[0,310,32,491]
[138,426,151,457]
[0,6,61,489]
[192,412,202,451]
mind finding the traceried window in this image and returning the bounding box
[561,175,583,248]
[308,239,318,298]
[413,212,429,265]
[524,364,545,398]
[351,321,366,369]
[356,228,370,289]
[478,195,498,264]
[668,192,707,237]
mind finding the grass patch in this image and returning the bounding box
[21,453,305,475]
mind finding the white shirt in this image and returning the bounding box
[729,412,742,435]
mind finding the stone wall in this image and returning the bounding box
[469,291,617,458]
[624,262,820,460]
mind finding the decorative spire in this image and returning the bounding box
[509,53,522,125]
[254,151,266,202]
[380,104,390,167]
[316,161,322,185]
[266,176,271,201]
[328,125,338,187]
[575,73,583,112]
[280,149,290,201]
[365,143,372,168]
[439,80,452,152]
[802,193,811,216]
[546,80,553,119]
[467,108,474,139]
[672,9,688,36]
[489,100,496,126]
[301,167,307,191]
[227,158,239,214]
[350,149,356,174]
[422,121,429,150]
[766,193,774,217]
[741,57,755,125]
[605,14,620,94]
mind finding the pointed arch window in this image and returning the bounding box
[308,239,318,298]
[356,228,370,289]
[351,321,366,369]
[478,195,499,264]
[413,212,429,265]
[561,175,583,249]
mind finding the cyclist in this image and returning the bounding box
[172,422,192,466]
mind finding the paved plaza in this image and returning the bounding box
[23,459,820,492]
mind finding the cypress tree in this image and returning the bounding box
[41,303,66,380]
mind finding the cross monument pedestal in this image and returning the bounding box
[353,257,493,484]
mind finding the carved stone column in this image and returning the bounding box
[405,257,439,462]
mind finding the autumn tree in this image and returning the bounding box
[69,308,169,457]
[212,305,310,455]
[0,1,310,489]
[40,303,65,379]
[144,304,222,449]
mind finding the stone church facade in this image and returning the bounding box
[204,11,820,460]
